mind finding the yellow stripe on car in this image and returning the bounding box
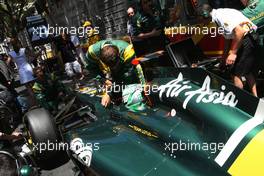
[228,129,264,176]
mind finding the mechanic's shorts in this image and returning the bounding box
[232,34,257,76]
[65,60,82,77]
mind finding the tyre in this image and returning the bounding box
[0,106,15,134]
[24,108,69,169]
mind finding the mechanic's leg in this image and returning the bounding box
[66,62,79,89]
[73,60,84,80]
[233,75,244,90]
[245,73,258,97]
[65,62,74,78]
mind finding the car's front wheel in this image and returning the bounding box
[24,108,69,169]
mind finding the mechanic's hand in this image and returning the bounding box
[12,131,22,138]
[143,82,153,96]
[101,94,111,108]
[138,33,145,38]
[58,91,64,97]
[105,80,112,86]
[0,131,22,140]
[226,53,237,66]
[104,80,112,92]
[191,63,198,68]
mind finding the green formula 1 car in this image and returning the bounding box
[23,65,264,176]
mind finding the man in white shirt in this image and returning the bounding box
[201,4,258,97]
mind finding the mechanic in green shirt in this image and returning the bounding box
[86,39,137,83]
[86,39,149,110]
[241,0,264,44]
[241,0,264,28]
[32,67,65,112]
[132,0,164,38]
[130,0,166,55]
[241,0,264,70]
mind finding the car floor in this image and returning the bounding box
[40,160,79,176]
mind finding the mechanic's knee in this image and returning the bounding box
[66,71,74,78]
[233,76,244,89]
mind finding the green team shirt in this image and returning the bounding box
[242,1,264,71]
[242,0,264,30]
[133,10,163,36]
[86,40,137,84]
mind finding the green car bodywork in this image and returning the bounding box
[61,67,264,176]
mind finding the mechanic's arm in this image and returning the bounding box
[6,56,12,65]
[223,39,232,59]
[134,28,162,40]
[226,25,247,65]
[102,81,125,107]
[0,131,22,140]
[101,78,114,107]
[101,93,111,108]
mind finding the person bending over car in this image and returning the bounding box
[32,67,65,113]
[132,0,164,40]
[86,39,147,108]
[200,4,258,97]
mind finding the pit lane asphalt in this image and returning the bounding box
[40,161,79,176]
